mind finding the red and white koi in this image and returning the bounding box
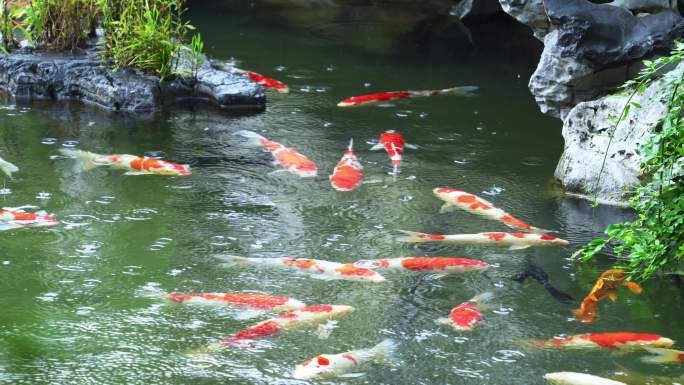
[544,372,627,385]
[437,292,492,331]
[0,156,18,177]
[236,130,318,177]
[167,292,305,312]
[330,139,363,191]
[0,207,58,230]
[216,255,386,283]
[354,257,489,274]
[531,332,674,351]
[223,304,354,347]
[337,85,478,107]
[433,187,546,234]
[293,339,396,380]
[642,347,684,364]
[370,130,416,174]
[397,230,568,250]
[59,149,191,176]
[233,68,289,93]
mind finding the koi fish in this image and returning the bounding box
[233,68,289,93]
[330,139,363,191]
[293,339,397,380]
[0,207,58,230]
[437,292,492,331]
[354,257,489,274]
[397,230,568,249]
[59,149,190,176]
[370,130,416,174]
[337,85,478,107]
[0,156,18,177]
[167,292,305,312]
[531,332,674,351]
[544,372,627,385]
[223,304,354,347]
[235,130,317,177]
[216,255,386,283]
[512,262,575,305]
[641,347,684,364]
[433,187,546,234]
[573,269,642,323]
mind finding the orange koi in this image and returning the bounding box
[236,130,318,177]
[330,139,363,192]
[437,292,492,331]
[397,230,568,249]
[0,207,58,230]
[59,149,190,176]
[167,292,305,312]
[433,187,546,233]
[531,332,673,351]
[337,85,478,107]
[233,68,289,93]
[573,269,643,323]
[354,257,489,274]
[370,130,416,174]
[216,255,385,283]
[222,305,353,347]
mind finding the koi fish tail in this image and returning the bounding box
[235,130,266,148]
[573,301,598,323]
[370,339,397,364]
[439,85,479,97]
[396,230,428,243]
[641,348,684,364]
[58,149,101,171]
[469,292,494,304]
[0,159,18,177]
[214,254,251,268]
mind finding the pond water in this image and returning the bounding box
[1,3,683,385]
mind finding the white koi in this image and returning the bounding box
[293,339,397,380]
[397,230,568,249]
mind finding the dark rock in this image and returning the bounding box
[544,0,684,69]
[0,48,265,112]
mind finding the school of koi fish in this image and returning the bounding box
[1,69,678,384]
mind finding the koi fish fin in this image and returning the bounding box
[439,204,456,214]
[0,222,23,231]
[396,230,428,243]
[214,254,250,268]
[641,348,684,364]
[58,149,102,172]
[337,373,366,379]
[439,85,479,97]
[370,143,385,151]
[188,341,225,356]
[123,171,152,176]
[315,320,338,339]
[233,309,265,320]
[404,143,418,150]
[608,291,618,302]
[622,281,643,294]
[435,317,451,326]
[347,138,354,151]
[235,130,266,148]
[370,339,397,364]
[353,260,378,269]
[509,245,531,250]
[0,159,19,177]
[469,292,494,304]
[529,226,552,235]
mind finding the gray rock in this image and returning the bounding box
[498,0,551,40]
[554,61,683,205]
[0,48,265,112]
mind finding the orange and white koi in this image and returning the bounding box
[293,339,396,380]
[433,187,546,233]
[573,269,643,324]
[397,230,568,250]
[223,304,354,347]
[236,130,318,177]
[354,257,489,274]
[216,255,385,283]
[0,207,58,230]
[233,68,289,93]
[544,372,627,385]
[167,292,305,312]
[330,139,363,191]
[370,130,416,174]
[59,149,190,176]
[337,85,478,107]
[531,332,674,351]
[642,347,684,364]
[437,292,492,331]
[0,156,18,177]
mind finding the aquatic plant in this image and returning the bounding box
[574,42,684,282]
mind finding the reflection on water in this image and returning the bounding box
[0,3,682,385]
